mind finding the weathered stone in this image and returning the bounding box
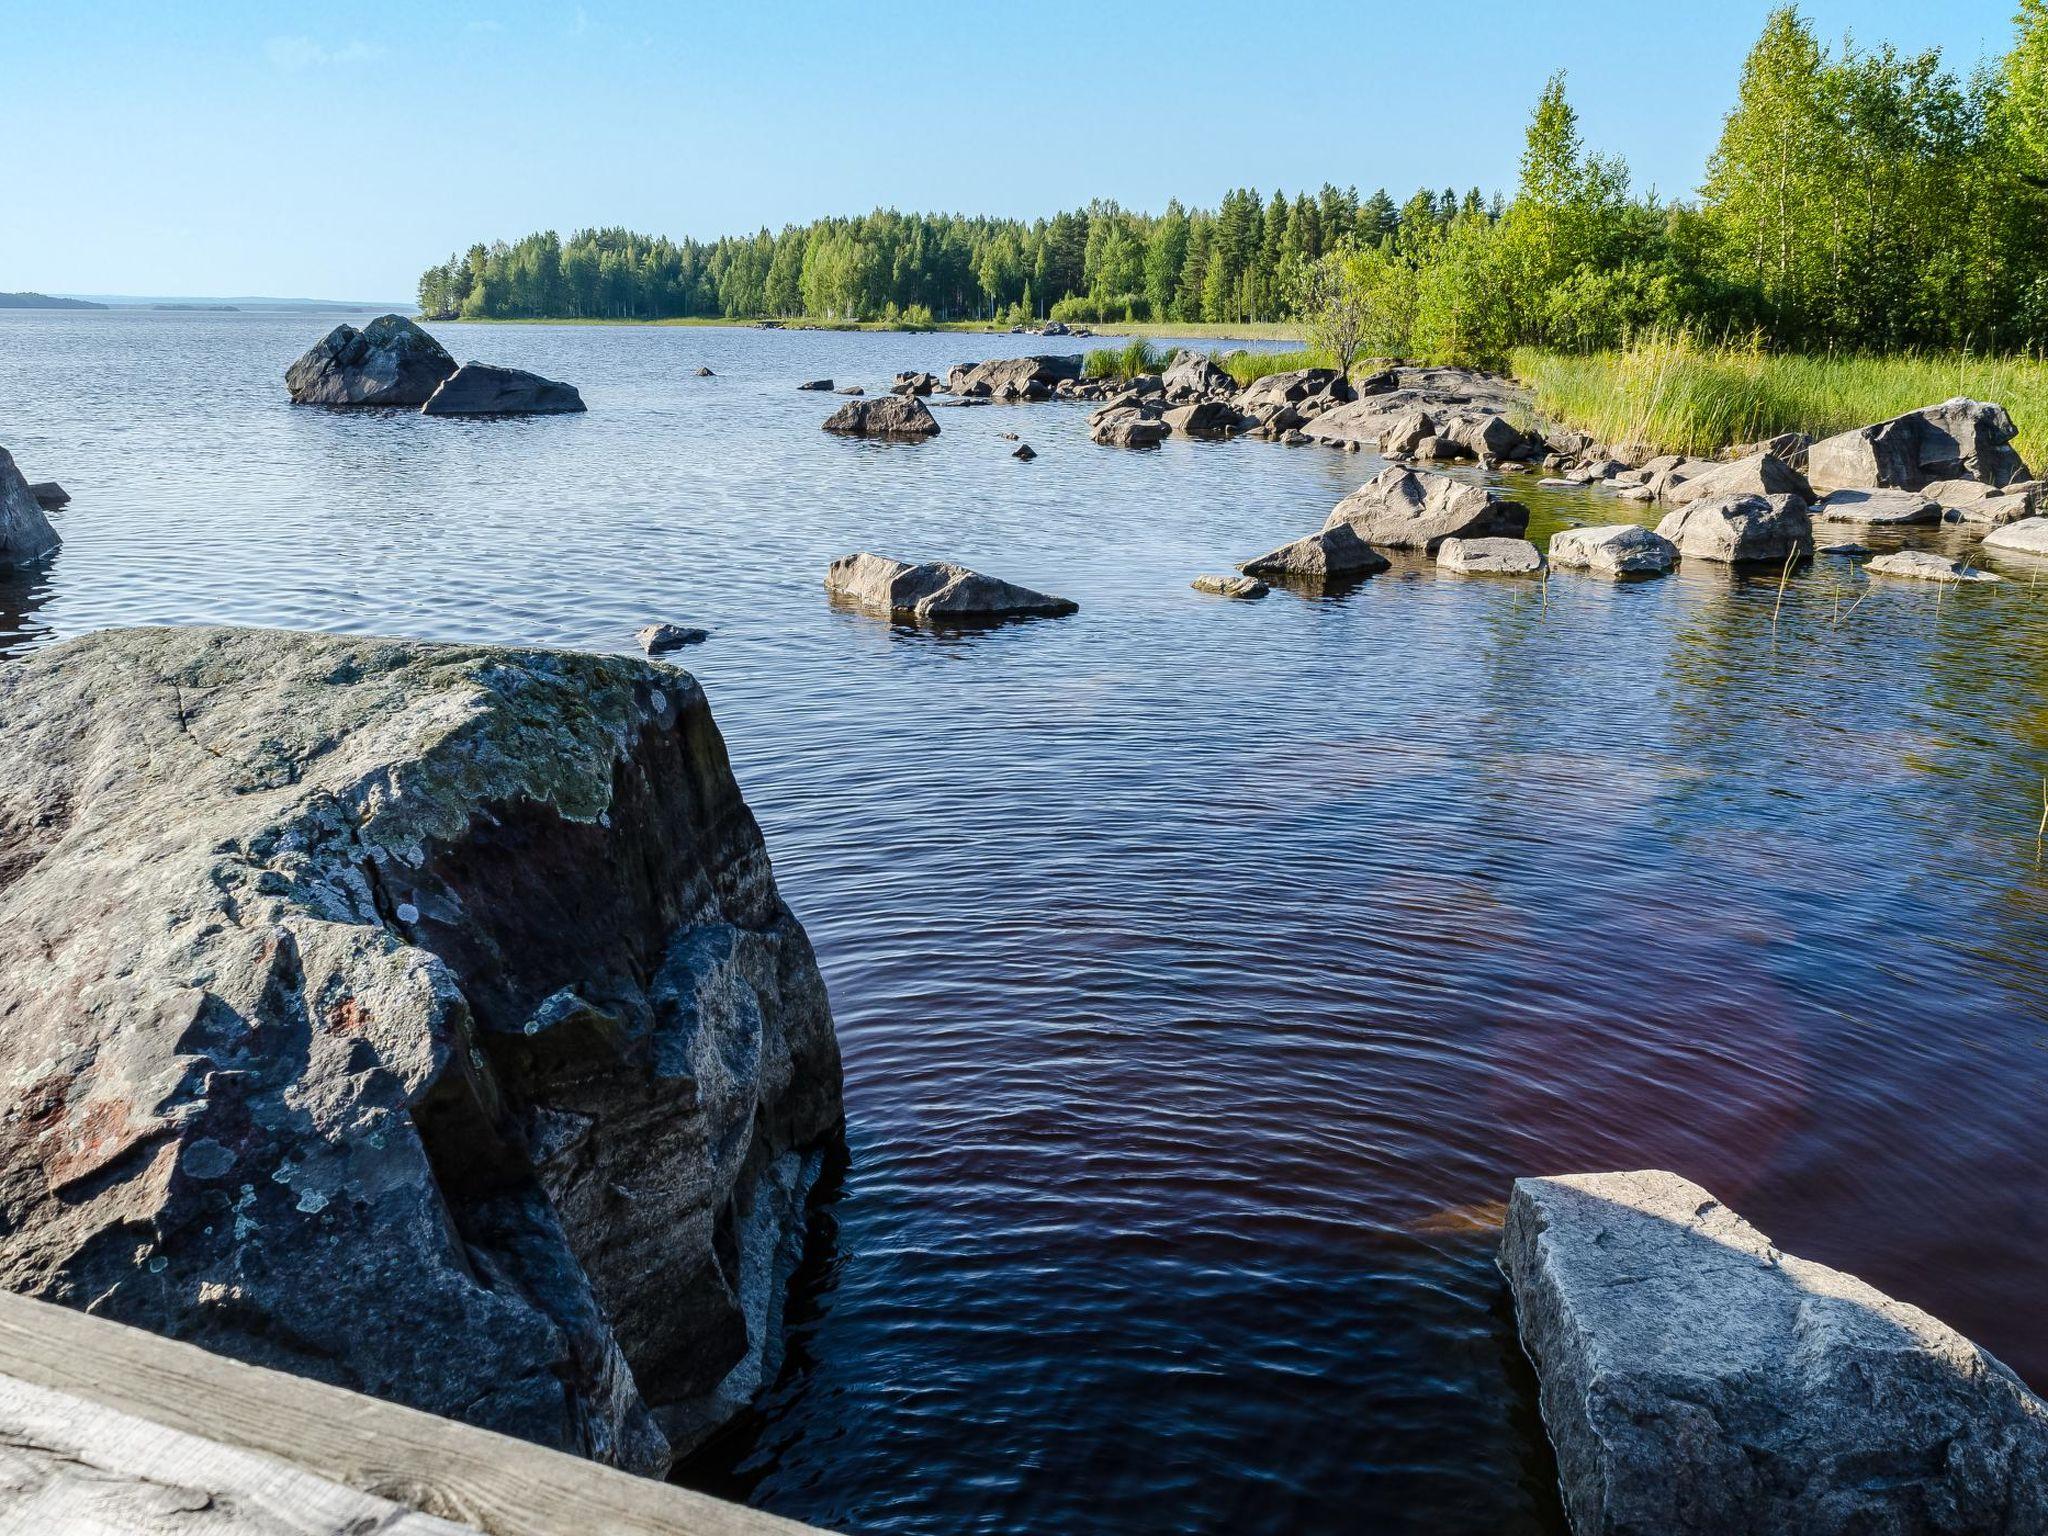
[1723,430,1813,469]
[1162,401,1242,439]
[1161,349,1236,402]
[1984,516,2048,555]
[26,482,67,511]
[1923,478,2039,525]
[1324,465,1528,552]
[1089,406,1168,449]
[1436,536,1544,575]
[821,394,940,439]
[834,385,864,396]
[1502,1170,2048,1536]
[0,627,844,1475]
[1806,399,2031,493]
[795,380,833,392]
[1011,444,1036,461]
[634,623,707,655]
[1233,368,1353,414]
[1548,524,1678,578]
[1440,411,1530,461]
[1812,487,1941,525]
[420,364,585,417]
[1239,524,1390,580]
[1191,574,1268,599]
[1865,550,2002,583]
[1412,434,1472,461]
[693,366,715,377]
[1662,451,1812,507]
[1378,409,1437,458]
[947,356,1082,401]
[1655,493,1812,564]
[0,449,61,568]
[890,371,938,396]
[285,315,456,408]
[825,553,1075,622]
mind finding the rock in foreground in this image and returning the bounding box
[821,394,940,439]
[0,627,843,1475]
[1501,1170,2048,1536]
[1865,550,2002,583]
[1324,465,1528,552]
[0,448,61,568]
[1656,493,1812,564]
[285,314,457,408]
[1984,516,2048,555]
[1807,399,2031,493]
[1436,536,1544,575]
[421,363,586,416]
[825,552,1075,623]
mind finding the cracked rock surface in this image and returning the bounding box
[0,626,843,1475]
[1501,1170,2048,1535]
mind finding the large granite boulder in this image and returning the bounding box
[285,315,457,408]
[0,627,843,1476]
[1239,524,1390,581]
[821,394,940,439]
[1089,405,1168,449]
[1548,524,1678,579]
[1985,516,2048,555]
[1501,1170,2048,1536]
[1323,465,1528,552]
[1807,399,2031,493]
[0,448,61,568]
[1161,349,1237,403]
[1812,487,1941,525]
[824,552,1076,623]
[946,355,1082,400]
[420,363,585,416]
[1662,451,1813,508]
[1656,493,1812,564]
[1162,401,1243,439]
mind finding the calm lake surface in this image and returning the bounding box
[5,311,2048,1534]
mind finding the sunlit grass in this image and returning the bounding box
[1212,347,1338,387]
[1083,338,1172,380]
[1514,332,2048,469]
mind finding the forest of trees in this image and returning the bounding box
[418,5,2048,363]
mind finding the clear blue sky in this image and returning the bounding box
[5,0,2022,301]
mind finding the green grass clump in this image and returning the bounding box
[1213,346,1342,387]
[1083,338,1171,381]
[1514,331,2048,467]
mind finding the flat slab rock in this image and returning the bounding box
[1984,516,2048,555]
[1190,574,1268,599]
[421,362,585,416]
[1502,1170,2048,1536]
[1865,550,2002,583]
[1814,487,1941,525]
[1548,524,1677,577]
[825,551,1075,622]
[0,627,844,1477]
[1436,536,1544,575]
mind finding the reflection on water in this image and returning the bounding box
[4,311,2047,1536]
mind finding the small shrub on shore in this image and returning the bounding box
[1515,333,2048,467]
[1084,338,1170,381]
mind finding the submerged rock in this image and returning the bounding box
[825,552,1076,623]
[1548,524,1677,578]
[1812,487,1940,525]
[1865,550,2002,583]
[1436,536,1544,575]
[285,314,457,408]
[0,448,61,568]
[1191,574,1268,599]
[821,394,940,439]
[1984,516,2048,555]
[1324,465,1528,552]
[421,363,586,416]
[1501,1170,2048,1536]
[635,622,708,654]
[0,627,844,1474]
[1239,524,1390,581]
[1807,398,2031,493]
[1655,493,1811,564]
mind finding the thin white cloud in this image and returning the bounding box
[264,36,383,71]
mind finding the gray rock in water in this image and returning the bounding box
[1807,398,2031,493]
[693,366,715,377]
[1656,493,1812,564]
[1865,550,2002,583]
[421,363,585,417]
[1090,406,1168,449]
[946,356,1082,401]
[1191,574,1268,599]
[635,623,708,654]
[1501,1170,2048,1536]
[834,385,865,396]
[0,627,844,1475]
[1984,515,2048,555]
[1162,400,1243,439]
[821,394,940,439]
[1324,465,1528,552]
[1923,477,2039,525]
[825,552,1076,623]
[1239,523,1390,580]
[1548,524,1678,578]
[1813,487,1941,525]
[1436,536,1544,575]
[1161,349,1238,403]
[796,379,833,391]
[1662,451,1813,508]
[1011,443,1036,461]
[26,481,68,511]
[891,371,939,397]
[285,315,457,408]
[0,448,61,568]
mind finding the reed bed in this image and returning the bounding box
[1082,338,1172,381]
[1513,334,2048,468]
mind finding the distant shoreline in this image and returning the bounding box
[424,315,1305,344]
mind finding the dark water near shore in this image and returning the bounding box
[6,311,2048,1535]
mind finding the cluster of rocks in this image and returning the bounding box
[0,448,62,570]
[1238,464,1532,583]
[0,626,845,1474]
[286,315,585,416]
[1080,351,1375,451]
[1503,1170,2048,1534]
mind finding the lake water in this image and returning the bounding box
[5,311,2047,1535]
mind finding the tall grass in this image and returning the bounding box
[1514,332,2048,467]
[1083,338,1171,381]
[1213,346,1338,387]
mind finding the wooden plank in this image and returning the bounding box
[0,1289,830,1536]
